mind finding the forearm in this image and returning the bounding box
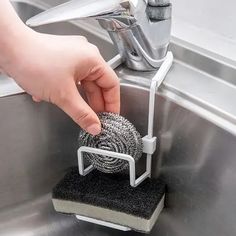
[0,0,30,70]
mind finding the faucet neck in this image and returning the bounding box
[98,1,172,71]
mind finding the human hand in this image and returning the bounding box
[2,30,120,135]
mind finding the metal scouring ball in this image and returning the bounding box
[79,112,143,174]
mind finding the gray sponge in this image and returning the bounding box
[52,167,166,233]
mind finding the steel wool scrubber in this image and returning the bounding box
[79,112,143,174]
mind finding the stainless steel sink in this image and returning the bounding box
[1,1,236,236]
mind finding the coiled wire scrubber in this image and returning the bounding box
[79,112,143,173]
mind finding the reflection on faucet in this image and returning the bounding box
[27,0,172,71]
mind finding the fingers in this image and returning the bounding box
[32,96,41,102]
[86,54,120,114]
[81,80,105,113]
[96,64,120,114]
[54,83,101,135]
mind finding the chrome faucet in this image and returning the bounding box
[27,0,172,71]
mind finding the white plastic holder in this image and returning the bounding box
[78,146,153,187]
[75,214,132,231]
[77,52,173,188]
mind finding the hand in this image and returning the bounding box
[2,30,120,135]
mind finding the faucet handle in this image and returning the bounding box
[148,0,170,6]
[147,3,172,21]
[27,0,126,27]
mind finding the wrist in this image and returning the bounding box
[0,1,33,74]
[0,25,33,72]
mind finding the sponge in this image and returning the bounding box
[52,167,166,233]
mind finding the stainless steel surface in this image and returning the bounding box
[26,0,172,71]
[0,95,78,209]
[0,194,98,236]
[1,1,236,236]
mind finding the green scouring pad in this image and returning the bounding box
[52,167,166,233]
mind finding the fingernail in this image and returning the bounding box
[87,124,101,136]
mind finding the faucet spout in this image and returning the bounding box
[26,0,125,27]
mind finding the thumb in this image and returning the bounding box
[55,85,101,135]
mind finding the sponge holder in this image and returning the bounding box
[77,52,173,188]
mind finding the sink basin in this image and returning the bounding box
[1,1,236,236]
